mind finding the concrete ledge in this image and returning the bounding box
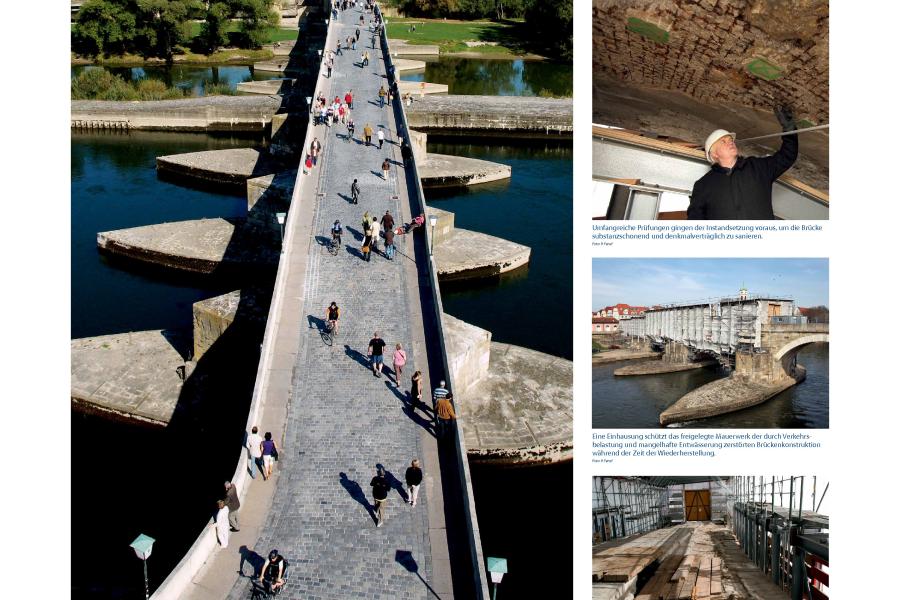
[398,80,448,95]
[660,366,807,426]
[72,95,570,135]
[71,96,282,132]
[71,330,187,426]
[442,313,492,397]
[462,343,573,465]
[433,228,530,281]
[614,359,718,376]
[394,58,427,71]
[592,350,660,364]
[236,79,295,95]
[156,148,284,193]
[96,218,280,274]
[407,94,573,137]
[419,153,511,188]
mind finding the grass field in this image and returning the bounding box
[385,18,527,56]
[186,21,300,44]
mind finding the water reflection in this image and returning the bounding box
[401,58,572,96]
[71,64,284,95]
[592,343,829,428]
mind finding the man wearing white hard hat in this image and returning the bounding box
[687,105,798,219]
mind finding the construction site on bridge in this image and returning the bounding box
[592,259,829,427]
[592,476,829,600]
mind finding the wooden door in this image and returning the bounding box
[684,490,711,521]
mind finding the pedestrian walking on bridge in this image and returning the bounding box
[433,381,456,437]
[381,158,390,181]
[378,86,387,107]
[368,332,386,377]
[405,459,423,507]
[371,467,390,527]
[351,178,360,204]
[377,128,385,149]
[364,123,373,146]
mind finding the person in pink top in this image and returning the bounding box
[392,343,407,384]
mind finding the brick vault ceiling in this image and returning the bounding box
[593,0,829,125]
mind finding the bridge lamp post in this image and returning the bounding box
[487,556,508,600]
[306,96,312,113]
[428,213,438,256]
[276,212,286,251]
[129,534,155,600]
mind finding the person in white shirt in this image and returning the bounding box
[247,426,264,479]
[214,499,230,548]
[377,128,385,149]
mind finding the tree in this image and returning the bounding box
[524,0,571,59]
[135,0,197,63]
[200,2,231,52]
[72,0,138,57]
[231,0,277,49]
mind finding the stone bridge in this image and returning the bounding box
[736,323,829,385]
[149,4,489,599]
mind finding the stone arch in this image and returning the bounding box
[773,334,829,361]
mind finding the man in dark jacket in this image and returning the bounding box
[223,481,240,532]
[370,467,390,527]
[688,106,797,220]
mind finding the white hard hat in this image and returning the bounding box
[704,129,737,164]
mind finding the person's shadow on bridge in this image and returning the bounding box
[237,545,266,579]
[345,225,365,241]
[306,314,327,331]
[343,344,372,370]
[371,170,386,179]
[337,192,355,204]
[377,462,409,503]
[385,380,436,437]
[339,472,377,524]
[314,234,332,248]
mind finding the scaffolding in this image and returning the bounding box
[727,476,829,600]
[592,477,667,542]
[618,293,796,360]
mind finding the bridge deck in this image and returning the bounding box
[185,6,472,600]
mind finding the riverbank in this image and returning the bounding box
[71,48,274,67]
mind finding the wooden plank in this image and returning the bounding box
[671,555,697,582]
[710,557,723,595]
[694,557,712,599]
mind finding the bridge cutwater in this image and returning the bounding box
[150,3,489,598]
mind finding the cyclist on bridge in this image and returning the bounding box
[331,219,343,245]
[326,302,341,335]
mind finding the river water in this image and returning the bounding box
[71,64,285,96]
[592,343,829,428]
[71,129,572,596]
[400,57,572,97]
[427,140,573,360]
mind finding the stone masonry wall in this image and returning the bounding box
[593,0,829,124]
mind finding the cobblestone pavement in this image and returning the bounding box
[228,6,440,600]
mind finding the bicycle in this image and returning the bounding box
[328,235,341,256]
[321,320,338,346]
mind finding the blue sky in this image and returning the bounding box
[592,258,828,309]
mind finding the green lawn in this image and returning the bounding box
[385,18,525,55]
[186,21,299,44]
